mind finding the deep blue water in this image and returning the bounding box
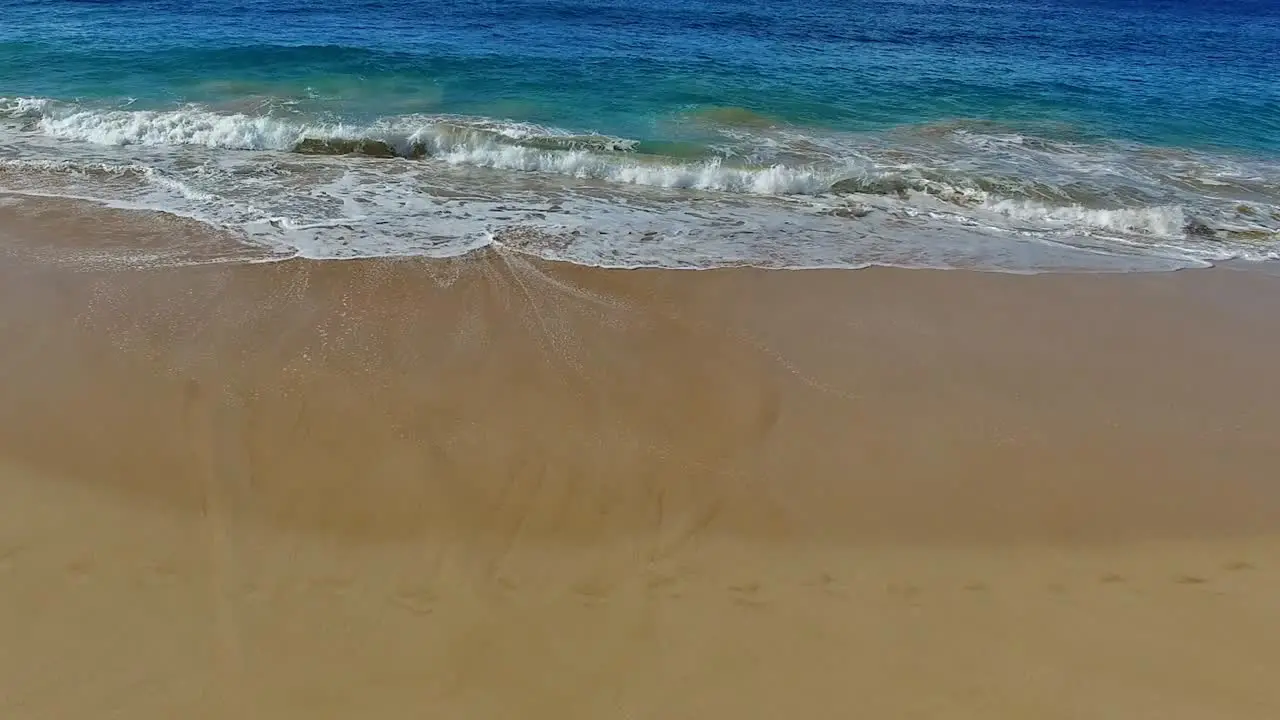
[5,0,1279,151]
[1,0,1278,270]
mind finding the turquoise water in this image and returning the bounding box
[3,0,1279,270]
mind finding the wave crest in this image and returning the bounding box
[0,157,150,177]
[0,96,53,119]
[30,105,836,194]
[983,199,1189,238]
[9,99,1276,258]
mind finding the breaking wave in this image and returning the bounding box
[3,97,1277,269]
[982,199,1189,238]
[28,104,834,194]
[0,97,53,118]
[0,157,149,177]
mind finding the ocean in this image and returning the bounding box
[2,0,1278,271]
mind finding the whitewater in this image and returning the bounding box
[3,97,1279,271]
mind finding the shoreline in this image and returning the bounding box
[4,188,1278,276]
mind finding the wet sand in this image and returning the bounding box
[2,194,1279,718]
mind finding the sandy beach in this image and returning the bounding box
[2,193,1279,719]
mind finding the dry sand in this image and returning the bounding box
[1,194,1279,718]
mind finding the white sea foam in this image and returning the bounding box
[32,106,835,195]
[5,98,1279,272]
[982,199,1188,238]
[0,157,149,176]
[432,144,834,194]
[37,108,341,151]
[0,97,52,119]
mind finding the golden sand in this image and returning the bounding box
[1,195,1279,718]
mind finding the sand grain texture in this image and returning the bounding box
[1,195,1278,718]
